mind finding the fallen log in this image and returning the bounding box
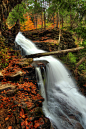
[74,56,86,75]
[25,47,84,58]
[76,56,86,68]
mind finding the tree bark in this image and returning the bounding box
[74,56,86,75]
[58,10,61,50]
[44,8,46,29]
[53,13,55,29]
[41,1,43,29]
[25,47,84,58]
[62,17,63,28]
[56,12,58,28]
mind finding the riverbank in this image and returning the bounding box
[0,50,51,129]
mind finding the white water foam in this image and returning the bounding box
[15,32,86,129]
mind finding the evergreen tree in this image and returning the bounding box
[7,2,26,28]
[0,0,22,37]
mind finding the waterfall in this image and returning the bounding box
[15,32,86,129]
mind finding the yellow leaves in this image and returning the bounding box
[5,117,9,121]
[20,14,35,31]
[8,126,12,129]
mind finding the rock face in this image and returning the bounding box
[15,58,33,67]
[0,52,51,129]
[23,29,76,51]
[0,83,16,92]
[0,82,51,129]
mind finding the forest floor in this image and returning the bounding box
[0,28,86,129]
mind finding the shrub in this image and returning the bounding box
[67,52,76,64]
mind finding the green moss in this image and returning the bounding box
[78,62,86,71]
[67,52,76,64]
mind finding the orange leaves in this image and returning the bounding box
[0,104,3,109]
[20,14,35,31]
[1,96,9,102]
[5,117,9,121]
[0,48,47,128]
[20,108,26,119]
[20,110,34,129]
[34,118,44,128]
[83,84,86,87]
[21,121,25,126]
[25,102,33,108]
[20,118,33,129]
[34,122,40,128]
[8,126,12,129]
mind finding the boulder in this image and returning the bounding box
[0,83,16,92]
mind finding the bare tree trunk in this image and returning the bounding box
[36,15,37,29]
[34,0,37,29]
[74,56,86,75]
[34,14,37,29]
[41,1,43,30]
[58,10,61,50]
[53,13,55,29]
[56,12,59,28]
[70,14,72,28]
[70,7,73,29]
[25,47,84,58]
[44,8,46,29]
[62,17,63,28]
[41,12,43,29]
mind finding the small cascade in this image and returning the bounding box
[15,32,86,129]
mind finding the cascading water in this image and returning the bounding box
[15,32,86,129]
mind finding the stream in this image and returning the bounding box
[15,32,86,129]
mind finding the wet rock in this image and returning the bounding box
[6,89,17,96]
[5,71,24,79]
[0,71,3,80]
[74,122,84,129]
[0,83,16,92]
[23,29,76,51]
[15,58,33,67]
[41,118,51,129]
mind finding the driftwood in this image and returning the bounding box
[25,47,84,58]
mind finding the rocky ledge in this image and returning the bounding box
[0,51,51,129]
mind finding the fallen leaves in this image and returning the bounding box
[8,126,12,129]
[20,108,26,119]
[5,117,9,121]
[0,50,50,129]
[0,79,46,128]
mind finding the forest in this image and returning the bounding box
[0,0,86,129]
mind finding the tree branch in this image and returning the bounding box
[25,47,84,58]
[76,56,86,68]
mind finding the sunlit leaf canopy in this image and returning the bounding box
[6,0,86,33]
[7,2,26,26]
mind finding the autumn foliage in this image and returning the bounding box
[0,50,50,129]
[20,14,35,31]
